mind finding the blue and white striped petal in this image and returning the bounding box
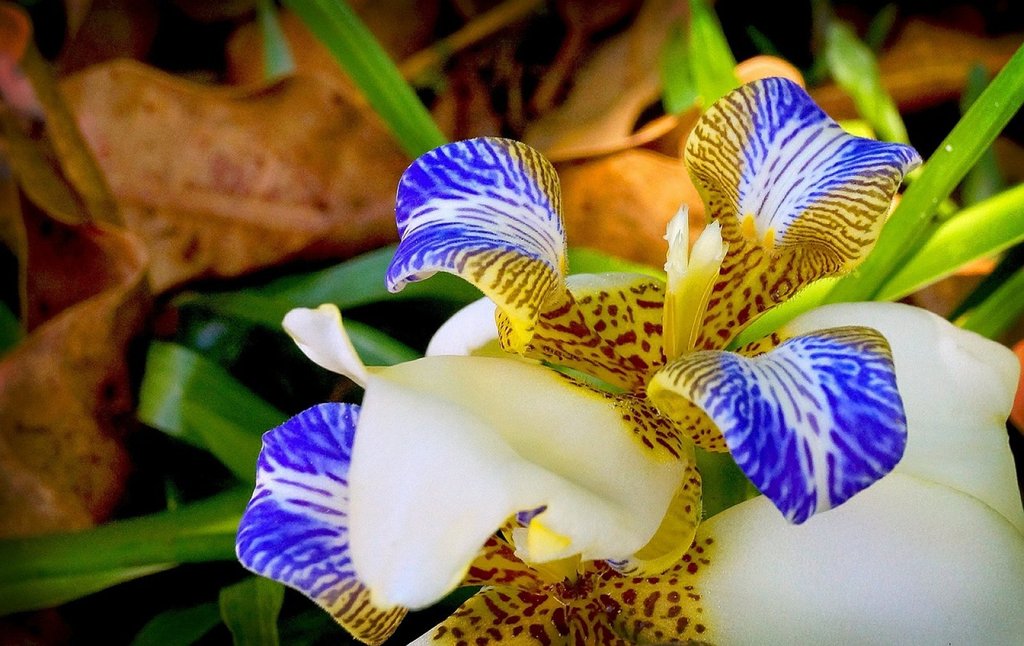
[648,326,907,523]
[236,404,405,645]
[687,77,920,266]
[387,138,567,351]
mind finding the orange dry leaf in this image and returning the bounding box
[559,149,702,269]
[1012,340,1024,433]
[0,204,147,538]
[61,60,409,293]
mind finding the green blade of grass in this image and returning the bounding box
[960,65,1006,206]
[0,487,249,613]
[220,577,285,646]
[958,266,1024,340]
[131,601,223,646]
[823,19,908,143]
[138,342,287,447]
[0,300,21,357]
[257,0,296,79]
[688,0,739,107]
[282,0,445,157]
[661,20,698,114]
[877,183,1024,301]
[825,41,1024,304]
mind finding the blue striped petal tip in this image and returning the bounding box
[687,77,920,271]
[650,326,907,524]
[387,138,567,350]
[236,403,404,645]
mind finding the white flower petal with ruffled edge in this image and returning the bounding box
[236,404,405,646]
[649,326,906,523]
[387,138,567,352]
[668,474,1024,644]
[283,305,369,386]
[784,301,1024,533]
[346,355,687,610]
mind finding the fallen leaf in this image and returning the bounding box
[523,0,685,162]
[61,60,409,292]
[0,206,147,537]
[559,148,702,269]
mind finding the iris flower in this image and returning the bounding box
[236,78,1024,643]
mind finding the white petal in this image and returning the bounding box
[425,297,505,358]
[283,305,369,387]
[347,356,685,609]
[785,301,1024,533]
[695,474,1024,644]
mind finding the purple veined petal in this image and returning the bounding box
[387,138,567,351]
[687,77,920,264]
[650,326,907,523]
[236,403,404,645]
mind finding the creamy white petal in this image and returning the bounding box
[785,301,1024,533]
[425,297,505,358]
[346,356,685,609]
[692,474,1024,644]
[283,305,369,387]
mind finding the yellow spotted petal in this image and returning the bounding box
[414,587,569,645]
[499,272,669,393]
[388,138,568,352]
[686,78,920,348]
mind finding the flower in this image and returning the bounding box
[236,77,1024,643]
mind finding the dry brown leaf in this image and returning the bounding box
[61,60,409,293]
[226,1,438,87]
[523,0,686,162]
[56,0,159,75]
[559,148,702,268]
[0,205,147,538]
[812,19,1023,119]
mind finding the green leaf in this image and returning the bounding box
[1,565,171,616]
[257,0,296,79]
[823,19,908,143]
[282,0,445,158]
[131,601,223,646]
[695,448,759,518]
[568,246,664,277]
[220,576,285,646]
[185,402,263,484]
[687,0,739,107]
[957,267,1024,340]
[661,20,698,114]
[825,41,1024,304]
[876,183,1024,301]
[138,342,286,447]
[729,278,836,349]
[960,65,1005,206]
[0,300,21,357]
[0,487,248,613]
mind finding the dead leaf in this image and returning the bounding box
[61,60,409,293]
[1012,339,1024,433]
[56,0,159,75]
[812,19,1023,119]
[0,206,147,538]
[559,148,702,268]
[524,0,686,162]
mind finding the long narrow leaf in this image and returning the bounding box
[688,0,739,107]
[220,577,285,646]
[138,342,286,446]
[0,300,21,357]
[257,0,295,78]
[0,487,248,613]
[958,267,1024,340]
[131,601,223,646]
[877,183,1024,301]
[826,41,1024,303]
[282,0,445,157]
